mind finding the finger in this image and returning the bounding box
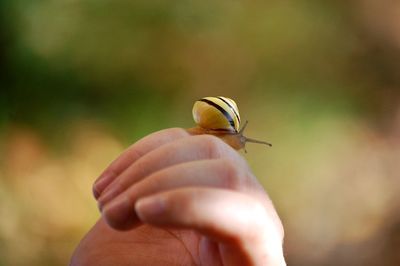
[101,158,264,230]
[135,188,285,266]
[93,128,190,198]
[97,134,242,208]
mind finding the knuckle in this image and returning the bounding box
[252,201,285,243]
[279,221,285,240]
[197,135,228,158]
[152,128,192,148]
[149,127,189,141]
[245,201,270,235]
[164,127,191,138]
[219,158,243,189]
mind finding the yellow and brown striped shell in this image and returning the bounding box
[190,96,271,151]
[192,96,241,133]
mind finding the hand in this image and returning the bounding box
[70,128,286,266]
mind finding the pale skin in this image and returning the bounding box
[70,128,286,266]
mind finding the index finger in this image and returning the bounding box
[93,128,190,199]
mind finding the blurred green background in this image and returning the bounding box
[1,0,400,265]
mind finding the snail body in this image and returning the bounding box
[189,96,271,151]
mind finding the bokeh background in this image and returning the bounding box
[1,0,400,265]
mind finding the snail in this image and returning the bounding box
[187,96,271,151]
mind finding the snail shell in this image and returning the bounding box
[192,96,241,133]
[189,96,271,151]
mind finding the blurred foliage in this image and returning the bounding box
[1,0,400,265]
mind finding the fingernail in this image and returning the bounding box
[93,172,115,199]
[135,196,166,220]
